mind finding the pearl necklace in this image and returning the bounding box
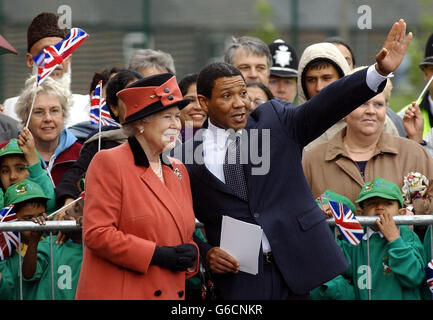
[152,157,164,180]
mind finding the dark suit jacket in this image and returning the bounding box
[173,68,386,298]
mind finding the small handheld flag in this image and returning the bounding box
[0,205,19,261]
[33,27,89,85]
[426,259,433,294]
[27,28,88,129]
[416,75,433,105]
[89,80,119,127]
[329,200,364,245]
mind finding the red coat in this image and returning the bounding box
[51,141,82,186]
[75,139,198,300]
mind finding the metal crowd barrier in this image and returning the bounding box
[0,221,81,300]
[327,215,433,300]
[0,216,432,300]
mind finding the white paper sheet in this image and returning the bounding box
[220,215,263,275]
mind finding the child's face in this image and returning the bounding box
[16,202,46,241]
[63,199,84,243]
[0,155,29,189]
[362,197,399,217]
[64,199,83,220]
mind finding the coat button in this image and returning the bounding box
[168,94,174,100]
[154,290,162,297]
[178,290,184,298]
[254,213,260,218]
[164,88,170,93]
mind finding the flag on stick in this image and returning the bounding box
[33,27,88,85]
[329,200,364,245]
[0,205,19,261]
[416,75,433,105]
[26,28,88,128]
[89,80,119,127]
[47,193,85,219]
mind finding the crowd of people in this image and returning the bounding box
[0,11,432,301]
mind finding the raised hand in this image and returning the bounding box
[375,19,412,76]
[17,127,39,166]
[376,211,400,242]
[403,102,424,143]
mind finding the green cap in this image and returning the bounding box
[4,179,50,207]
[318,189,357,214]
[0,139,23,158]
[356,177,404,208]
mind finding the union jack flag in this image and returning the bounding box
[329,200,364,245]
[33,27,88,85]
[0,205,19,261]
[426,259,433,294]
[89,80,119,127]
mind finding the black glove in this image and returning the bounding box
[151,244,197,272]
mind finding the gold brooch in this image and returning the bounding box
[173,168,182,179]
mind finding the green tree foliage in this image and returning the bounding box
[407,0,433,89]
[248,0,280,44]
[389,0,433,111]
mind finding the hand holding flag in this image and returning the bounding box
[0,205,19,261]
[329,200,364,245]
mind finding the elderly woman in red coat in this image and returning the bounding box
[75,73,198,300]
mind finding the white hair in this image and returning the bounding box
[15,74,73,128]
[122,115,154,137]
[128,49,176,75]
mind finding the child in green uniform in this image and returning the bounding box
[0,129,55,213]
[312,177,426,300]
[24,188,83,300]
[0,179,50,299]
[422,226,433,299]
[316,189,357,219]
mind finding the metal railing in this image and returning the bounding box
[1,221,81,301]
[0,216,432,300]
[326,215,433,300]
[0,221,80,232]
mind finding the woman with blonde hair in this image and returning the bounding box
[15,75,81,185]
[302,66,433,216]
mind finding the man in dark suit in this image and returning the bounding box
[173,20,412,299]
